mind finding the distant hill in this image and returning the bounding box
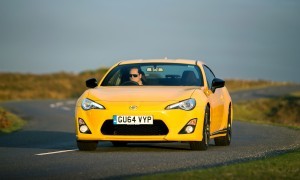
[0,68,288,101]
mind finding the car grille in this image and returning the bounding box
[100,120,169,135]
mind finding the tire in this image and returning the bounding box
[111,141,127,147]
[77,140,98,151]
[190,106,210,151]
[214,106,232,146]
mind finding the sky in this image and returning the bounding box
[0,0,300,82]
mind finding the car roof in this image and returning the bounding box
[118,59,205,66]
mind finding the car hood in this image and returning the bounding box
[87,86,200,102]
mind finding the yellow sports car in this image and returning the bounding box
[75,59,232,151]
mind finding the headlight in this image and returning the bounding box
[166,98,196,111]
[81,98,105,110]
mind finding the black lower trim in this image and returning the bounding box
[101,120,169,135]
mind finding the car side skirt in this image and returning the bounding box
[210,128,227,138]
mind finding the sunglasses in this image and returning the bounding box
[129,74,139,78]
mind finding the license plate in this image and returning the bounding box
[113,115,153,125]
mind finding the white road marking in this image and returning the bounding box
[62,106,71,111]
[56,102,64,107]
[66,100,76,105]
[50,101,74,111]
[35,149,78,156]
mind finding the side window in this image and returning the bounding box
[107,69,122,85]
[203,65,215,89]
[101,67,122,86]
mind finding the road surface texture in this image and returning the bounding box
[1,85,300,179]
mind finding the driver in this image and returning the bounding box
[129,67,143,85]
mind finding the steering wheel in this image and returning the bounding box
[121,81,139,86]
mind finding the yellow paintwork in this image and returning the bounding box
[75,59,232,142]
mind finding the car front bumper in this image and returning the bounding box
[75,101,205,142]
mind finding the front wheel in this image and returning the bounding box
[77,140,98,151]
[190,106,210,151]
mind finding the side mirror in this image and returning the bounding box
[86,78,98,88]
[211,78,225,93]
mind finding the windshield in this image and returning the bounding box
[101,63,204,86]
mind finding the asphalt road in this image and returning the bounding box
[1,85,300,179]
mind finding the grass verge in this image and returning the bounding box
[0,107,25,133]
[133,149,300,180]
[0,68,108,101]
[225,79,290,92]
[234,92,300,128]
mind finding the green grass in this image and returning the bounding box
[0,107,26,133]
[132,149,300,180]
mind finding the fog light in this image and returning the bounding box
[77,118,91,134]
[185,126,194,133]
[179,118,197,134]
[78,118,85,125]
[187,119,197,126]
[79,125,89,133]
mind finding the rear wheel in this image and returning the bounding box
[77,140,98,151]
[190,106,210,151]
[214,106,232,146]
